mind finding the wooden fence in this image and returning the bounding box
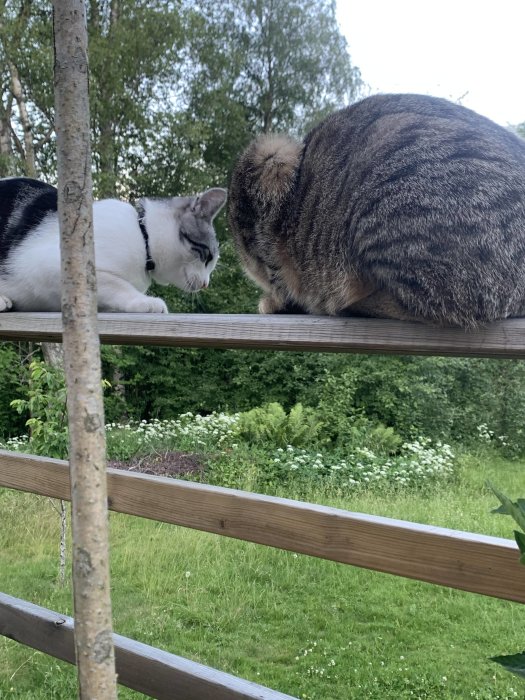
[1,313,525,698]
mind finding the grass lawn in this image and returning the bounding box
[0,451,524,699]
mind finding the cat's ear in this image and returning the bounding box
[191,188,227,221]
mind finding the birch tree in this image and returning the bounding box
[0,0,54,176]
[53,0,117,695]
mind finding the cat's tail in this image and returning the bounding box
[244,134,302,204]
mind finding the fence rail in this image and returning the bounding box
[1,450,523,603]
[2,313,525,698]
[0,593,296,700]
[0,312,525,357]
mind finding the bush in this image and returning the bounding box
[205,434,455,495]
[235,402,322,448]
[10,360,68,459]
[105,412,239,460]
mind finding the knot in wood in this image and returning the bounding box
[63,180,83,203]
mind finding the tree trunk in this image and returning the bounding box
[0,94,14,176]
[41,342,65,368]
[9,61,36,178]
[52,1,117,697]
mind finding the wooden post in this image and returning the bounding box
[52,1,118,697]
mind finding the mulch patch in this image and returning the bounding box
[108,450,205,479]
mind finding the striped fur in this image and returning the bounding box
[228,94,525,328]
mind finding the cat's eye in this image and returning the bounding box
[180,231,214,266]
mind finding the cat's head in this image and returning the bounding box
[148,188,227,292]
[228,134,302,297]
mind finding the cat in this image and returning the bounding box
[0,177,226,313]
[228,93,525,328]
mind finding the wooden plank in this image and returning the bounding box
[0,312,524,358]
[1,451,523,603]
[0,593,296,700]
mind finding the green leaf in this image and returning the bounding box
[515,530,525,556]
[491,504,508,515]
[487,482,525,532]
[491,651,525,679]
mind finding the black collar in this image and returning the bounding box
[136,203,156,272]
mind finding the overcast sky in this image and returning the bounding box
[336,1,525,126]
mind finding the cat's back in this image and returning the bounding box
[296,94,525,325]
[300,93,525,192]
[295,93,525,252]
[91,198,142,255]
[306,93,525,152]
[0,177,58,261]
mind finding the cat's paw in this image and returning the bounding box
[258,293,284,314]
[0,295,13,312]
[131,296,168,314]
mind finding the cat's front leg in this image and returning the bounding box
[121,295,168,314]
[258,291,288,314]
[97,272,168,313]
[258,291,306,314]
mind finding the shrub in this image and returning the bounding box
[235,402,322,448]
[10,360,68,459]
[105,412,239,459]
[266,438,455,492]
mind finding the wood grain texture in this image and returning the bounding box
[0,593,296,700]
[1,450,523,603]
[0,312,525,357]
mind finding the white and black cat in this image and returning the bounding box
[0,177,226,312]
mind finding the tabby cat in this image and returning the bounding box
[228,93,525,327]
[0,177,226,312]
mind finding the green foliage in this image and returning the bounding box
[207,435,455,496]
[310,355,525,455]
[489,484,525,561]
[10,360,68,459]
[183,0,361,137]
[0,343,26,437]
[105,411,238,461]
[489,484,525,682]
[101,410,456,498]
[365,423,404,456]
[490,652,525,681]
[87,0,182,196]
[97,342,525,458]
[313,366,359,442]
[0,0,54,176]
[235,402,322,448]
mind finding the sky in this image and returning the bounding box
[336,0,525,126]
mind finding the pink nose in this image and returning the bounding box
[202,281,208,289]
